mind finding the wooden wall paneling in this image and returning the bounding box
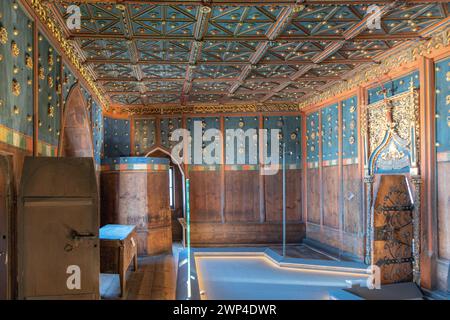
[321,104,339,230]
[264,171,282,222]
[189,170,222,222]
[306,112,320,224]
[306,168,320,224]
[286,169,302,222]
[301,113,307,223]
[258,115,265,223]
[322,166,339,229]
[220,115,225,223]
[318,111,323,229]
[224,170,260,222]
[338,101,344,243]
[419,56,438,290]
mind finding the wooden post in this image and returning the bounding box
[418,56,437,290]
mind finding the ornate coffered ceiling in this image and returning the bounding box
[46,0,450,112]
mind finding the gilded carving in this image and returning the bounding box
[47,75,53,88]
[11,41,19,57]
[39,66,45,80]
[365,86,420,175]
[29,0,108,110]
[12,79,21,96]
[299,27,450,109]
[48,53,53,67]
[47,104,54,118]
[0,26,7,45]
[25,54,33,69]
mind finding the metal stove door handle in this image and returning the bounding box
[72,232,97,241]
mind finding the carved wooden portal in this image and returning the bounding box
[373,175,413,284]
[362,86,421,283]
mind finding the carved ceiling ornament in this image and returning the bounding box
[299,27,450,110]
[364,85,420,175]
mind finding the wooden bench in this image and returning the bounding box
[100,224,138,297]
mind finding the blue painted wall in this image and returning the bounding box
[38,33,62,146]
[160,117,182,149]
[368,71,419,104]
[187,116,221,165]
[435,58,450,154]
[342,96,358,161]
[224,116,259,165]
[263,115,301,165]
[306,112,319,164]
[103,117,130,158]
[134,117,156,156]
[321,103,339,163]
[0,1,34,138]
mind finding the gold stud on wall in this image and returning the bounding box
[0,27,7,44]
[12,79,21,96]
[47,75,54,88]
[11,41,19,57]
[25,54,33,69]
[47,104,54,118]
[39,66,45,80]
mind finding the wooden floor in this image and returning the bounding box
[100,243,333,300]
[100,243,182,300]
[269,244,335,260]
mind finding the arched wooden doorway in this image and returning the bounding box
[60,85,94,158]
[145,147,186,244]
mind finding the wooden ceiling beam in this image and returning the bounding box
[54,1,450,6]
[97,75,340,83]
[227,4,304,95]
[84,58,374,65]
[105,88,309,96]
[181,5,212,104]
[70,33,420,41]
[260,64,315,101]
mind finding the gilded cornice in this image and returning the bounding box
[113,102,299,116]
[299,26,450,109]
[28,0,109,110]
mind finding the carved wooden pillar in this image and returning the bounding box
[411,175,422,284]
[364,175,374,265]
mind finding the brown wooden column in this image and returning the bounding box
[419,56,437,290]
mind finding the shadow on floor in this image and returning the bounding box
[100,243,183,300]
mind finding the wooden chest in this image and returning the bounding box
[100,224,138,297]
